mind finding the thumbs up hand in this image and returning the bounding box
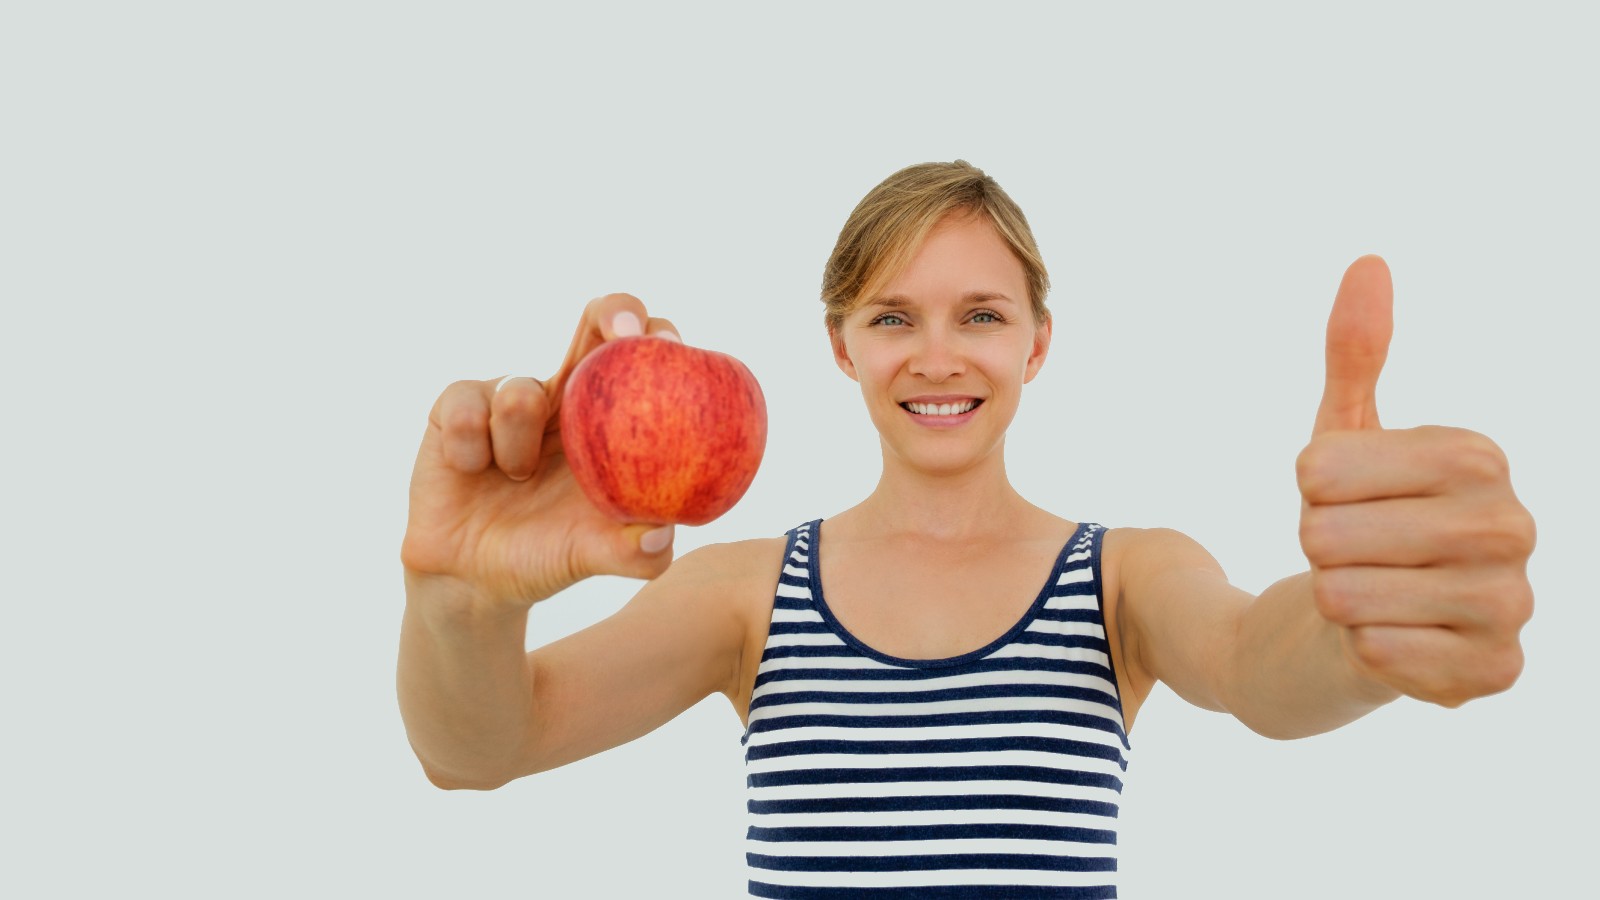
[1296,256,1536,708]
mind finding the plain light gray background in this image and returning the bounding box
[5,2,1596,897]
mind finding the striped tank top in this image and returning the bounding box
[741,519,1131,898]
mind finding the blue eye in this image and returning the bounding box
[971,310,1003,324]
[870,313,906,327]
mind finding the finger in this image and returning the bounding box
[490,376,552,481]
[1341,624,1523,707]
[1300,494,1526,567]
[544,293,652,406]
[577,523,677,581]
[1297,426,1493,504]
[430,380,494,473]
[1312,564,1530,631]
[1312,254,1393,436]
[645,316,682,342]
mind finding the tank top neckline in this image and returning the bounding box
[801,518,1089,670]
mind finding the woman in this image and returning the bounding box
[397,161,1535,897]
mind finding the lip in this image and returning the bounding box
[899,397,983,428]
[900,394,982,404]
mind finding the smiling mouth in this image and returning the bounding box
[899,399,983,417]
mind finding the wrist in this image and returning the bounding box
[403,569,536,632]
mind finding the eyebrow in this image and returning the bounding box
[865,291,1018,309]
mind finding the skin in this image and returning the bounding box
[396,212,1536,791]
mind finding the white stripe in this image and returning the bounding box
[1042,593,1099,611]
[979,644,1111,669]
[744,720,1125,758]
[746,866,1115,889]
[748,696,1122,727]
[749,777,1123,805]
[745,837,1116,859]
[745,749,1125,781]
[748,806,1119,832]
[770,607,825,624]
[1023,619,1107,638]
[764,632,849,649]
[1055,566,1093,586]
[775,582,813,600]
[758,655,886,673]
[754,667,1116,698]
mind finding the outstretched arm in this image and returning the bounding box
[1120,256,1536,740]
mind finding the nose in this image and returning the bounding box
[907,324,965,382]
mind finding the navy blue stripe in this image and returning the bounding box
[746,735,1127,771]
[746,709,1127,749]
[754,656,1117,689]
[748,763,1123,793]
[761,630,1112,661]
[748,851,1117,873]
[749,681,1121,712]
[750,883,1117,899]
[747,822,1117,846]
[767,621,1108,643]
[748,792,1121,819]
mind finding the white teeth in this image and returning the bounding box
[905,400,977,416]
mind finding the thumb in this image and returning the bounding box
[580,523,676,581]
[1313,254,1394,435]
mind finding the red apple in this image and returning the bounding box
[560,335,767,526]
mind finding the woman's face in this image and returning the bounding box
[830,212,1051,476]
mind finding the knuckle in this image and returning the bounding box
[442,399,489,434]
[1348,627,1389,670]
[1295,443,1328,495]
[1299,507,1336,563]
[493,381,548,418]
[1488,646,1525,694]
[1481,577,1535,632]
[1447,430,1509,484]
[1312,570,1355,624]
[1485,504,1535,561]
[594,291,645,316]
[1513,507,1538,556]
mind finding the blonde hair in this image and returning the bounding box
[821,160,1050,332]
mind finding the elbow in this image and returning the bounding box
[421,762,512,792]
[422,762,508,784]
[1238,716,1310,742]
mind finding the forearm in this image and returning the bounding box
[397,570,535,789]
[1230,571,1401,740]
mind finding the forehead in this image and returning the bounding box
[872,214,1027,307]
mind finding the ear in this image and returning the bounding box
[1022,316,1052,383]
[829,325,860,382]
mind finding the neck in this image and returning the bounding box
[840,438,1039,543]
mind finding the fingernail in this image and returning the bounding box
[655,330,681,342]
[612,311,642,337]
[640,525,674,554]
[496,375,526,393]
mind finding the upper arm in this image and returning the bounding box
[511,538,782,780]
[1119,527,1254,714]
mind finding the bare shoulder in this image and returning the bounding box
[669,535,789,699]
[1098,526,1227,728]
[675,535,789,727]
[672,534,790,578]
[1111,526,1225,579]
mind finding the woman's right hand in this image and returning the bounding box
[399,293,684,613]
